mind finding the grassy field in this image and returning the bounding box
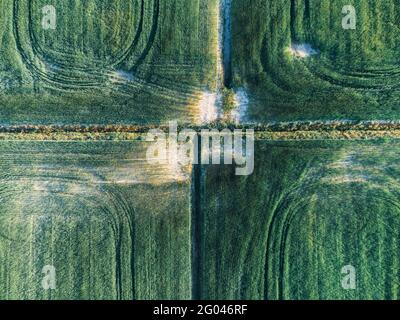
[199,139,400,299]
[0,137,399,300]
[1,0,400,301]
[0,141,192,300]
[0,0,218,125]
[231,0,400,121]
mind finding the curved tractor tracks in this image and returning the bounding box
[12,0,160,91]
[261,0,400,94]
[264,152,400,299]
[0,163,137,300]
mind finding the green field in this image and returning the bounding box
[0,0,217,125]
[231,0,400,121]
[1,0,400,301]
[0,139,399,300]
[200,139,400,299]
[0,141,191,300]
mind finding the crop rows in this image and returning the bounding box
[0,0,217,124]
[231,0,400,121]
[0,140,399,299]
[200,140,400,299]
[0,141,192,299]
[1,0,399,301]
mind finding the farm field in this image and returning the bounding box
[231,0,400,122]
[0,0,400,302]
[199,139,400,300]
[0,137,399,300]
[0,141,192,300]
[0,0,217,125]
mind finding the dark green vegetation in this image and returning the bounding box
[0,141,191,299]
[200,139,400,299]
[0,0,217,125]
[232,0,400,121]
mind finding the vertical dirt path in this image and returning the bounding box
[221,0,232,87]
